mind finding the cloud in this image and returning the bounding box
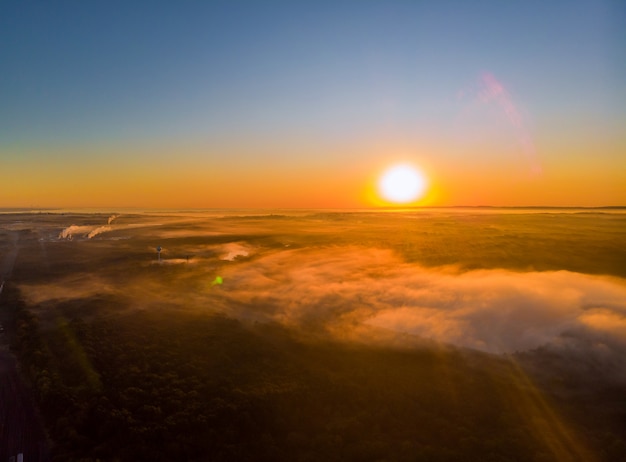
[152,258,192,266]
[578,308,626,338]
[18,237,626,359]
[58,220,161,240]
[87,226,112,239]
[216,247,626,354]
[20,274,119,305]
[219,242,252,261]
[59,224,114,239]
[58,225,95,239]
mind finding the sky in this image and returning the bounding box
[1,0,624,208]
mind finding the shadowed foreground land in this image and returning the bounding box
[1,209,626,461]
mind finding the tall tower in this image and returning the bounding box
[156,246,162,262]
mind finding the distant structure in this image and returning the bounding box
[156,246,162,262]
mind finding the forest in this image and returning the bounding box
[5,280,625,461]
[2,210,625,461]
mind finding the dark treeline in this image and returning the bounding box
[8,291,626,461]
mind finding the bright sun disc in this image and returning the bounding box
[379,164,426,203]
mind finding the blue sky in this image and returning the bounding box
[1,1,624,207]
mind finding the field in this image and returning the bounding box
[1,209,626,461]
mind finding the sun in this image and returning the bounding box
[378,164,427,204]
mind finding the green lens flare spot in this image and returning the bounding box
[211,276,223,286]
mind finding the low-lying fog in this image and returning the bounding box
[3,209,626,374]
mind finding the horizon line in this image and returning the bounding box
[1,205,625,213]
